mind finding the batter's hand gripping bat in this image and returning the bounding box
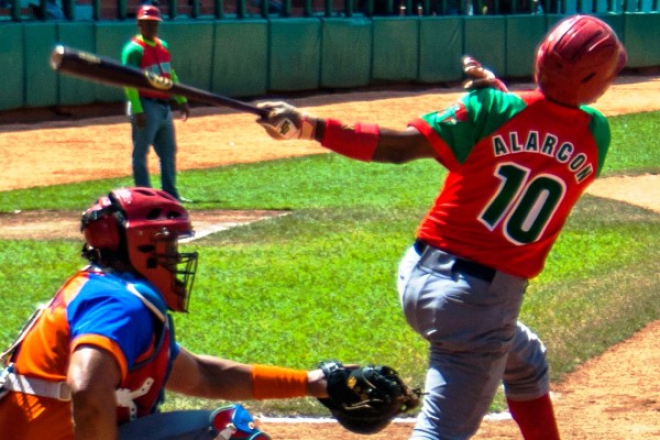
[49,44,269,118]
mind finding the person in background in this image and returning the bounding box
[255,15,626,440]
[122,5,191,203]
[24,0,65,19]
[0,187,329,440]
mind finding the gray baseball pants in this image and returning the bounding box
[398,244,550,440]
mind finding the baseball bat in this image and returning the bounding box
[49,45,269,118]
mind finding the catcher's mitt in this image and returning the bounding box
[317,360,422,435]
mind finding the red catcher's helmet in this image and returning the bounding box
[136,5,162,21]
[535,15,627,107]
[81,187,198,312]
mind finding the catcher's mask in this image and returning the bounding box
[535,15,627,107]
[81,187,198,312]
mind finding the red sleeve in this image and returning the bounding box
[409,118,461,170]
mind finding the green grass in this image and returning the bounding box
[606,111,660,174]
[0,154,442,211]
[1,110,659,416]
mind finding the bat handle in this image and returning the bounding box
[233,100,269,118]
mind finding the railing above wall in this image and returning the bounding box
[1,0,658,22]
[1,8,659,112]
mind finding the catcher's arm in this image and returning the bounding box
[316,360,422,434]
[167,348,329,400]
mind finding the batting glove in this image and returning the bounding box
[257,101,318,141]
[462,55,508,92]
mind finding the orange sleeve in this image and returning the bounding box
[251,364,309,400]
[71,334,129,381]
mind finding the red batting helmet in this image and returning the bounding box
[535,15,627,107]
[81,187,198,312]
[137,5,162,21]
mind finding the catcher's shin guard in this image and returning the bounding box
[117,404,270,440]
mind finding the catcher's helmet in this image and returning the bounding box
[535,15,627,107]
[81,187,198,312]
[136,4,162,21]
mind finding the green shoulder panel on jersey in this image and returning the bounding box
[420,88,527,165]
[121,38,145,67]
[579,105,610,176]
[121,38,147,113]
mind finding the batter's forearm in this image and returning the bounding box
[313,118,379,162]
[257,102,434,163]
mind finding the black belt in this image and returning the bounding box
[413,239,497,283]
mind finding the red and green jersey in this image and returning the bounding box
[409,88,610,278]
[121,36,186,113]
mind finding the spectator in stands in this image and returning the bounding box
[425,0,474,15]
[25,0,65,19]
[358,0,396,15]
[484,0,541,13]
[250,0,283,14]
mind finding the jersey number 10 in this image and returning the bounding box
[479,163,566,245]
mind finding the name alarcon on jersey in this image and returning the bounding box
[491,131,594,183]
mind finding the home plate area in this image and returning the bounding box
[0,209,288,241]
[182,210,289,241]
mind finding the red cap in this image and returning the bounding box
[137,5,162,21]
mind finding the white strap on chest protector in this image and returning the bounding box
[0,367,154,420]
[115,377,155,420]
[0,367,72,401]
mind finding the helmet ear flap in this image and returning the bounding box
[84,214,121,250]
[81,196,123,251]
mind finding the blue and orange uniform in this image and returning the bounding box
[0,265,177,439]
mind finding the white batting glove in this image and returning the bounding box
[462,55,509,92]
[257,101,318,141]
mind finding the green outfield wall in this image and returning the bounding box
[1,13,659,111]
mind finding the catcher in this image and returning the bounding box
[0,187,419,439]
[256,15,626,440]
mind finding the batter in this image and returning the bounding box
[256,15,627,440]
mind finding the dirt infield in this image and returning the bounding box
[1,75,659,438]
